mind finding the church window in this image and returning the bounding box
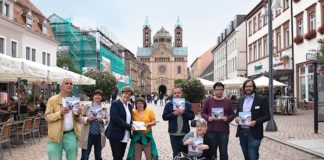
[177,66,181,74]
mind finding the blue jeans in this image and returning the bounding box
[81,134,102,160]
[239,131,261,160]
[169,135,185,158]
[207,131,229,160]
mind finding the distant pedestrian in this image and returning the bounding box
[235,79,270,160]
[162,85,195,158]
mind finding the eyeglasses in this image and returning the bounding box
[65,82,73,86]
[245,85,254,88]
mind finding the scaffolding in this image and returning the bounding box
[49,14,130,91]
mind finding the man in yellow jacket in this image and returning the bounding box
[45,78,81,160]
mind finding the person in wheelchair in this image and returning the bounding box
[177,118,213,160]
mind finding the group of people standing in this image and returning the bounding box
[44,77,269,160]
[163,80,270,160]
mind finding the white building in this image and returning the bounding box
[212,15,246,96]
[0,0,58,99]
[246,0,294,95]
[293,0,324,108]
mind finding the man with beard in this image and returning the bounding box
[201,82,235,160]
[235,79,270,160]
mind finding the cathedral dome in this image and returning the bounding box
[153,27,172,44]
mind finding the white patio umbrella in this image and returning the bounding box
[47,66,96,85]
[0,54,48,82]
[220,76,248,88]
[254,76,286,87]
[197,78,214,89]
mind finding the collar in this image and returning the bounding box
[245,93,255,99]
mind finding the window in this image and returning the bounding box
[297,19,303,36]
[263,12,268,26]
[42,23,47,35]
[253,43,257,60]
[263,36,268,56]
[284,27,290,48]
[309,12,316,31]
[0,1,3,15]
[249,45,252,62]
[299,64,316,101]
[0,37,4,54]
[283,0,289,10]
[249,21,252,36]
[26,47,30,60]
[253,17,257,33]
[26,12,33,28]
[277,32,281,51]
[258,13,262,29]
[42,52,46,65]
[47,53,50,66]
[32,49,36,61]
[4,3,9,17]
[177,66,181,74]
[258,40,262,58]
[11,41,17,57]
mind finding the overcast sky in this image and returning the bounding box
[32,0,260,65]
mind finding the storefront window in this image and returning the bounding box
[308,64,314,73]
[300,76,306,101]
[300,66,305,74]
[308,75,314,101]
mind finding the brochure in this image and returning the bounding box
[239,111,251,126]
[90,106,103,117]
[173,98,185,110]
[62,97,80,113]
[211,108,224,119]
[132,121,146,130]
[188,137,204,154]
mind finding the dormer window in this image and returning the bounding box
[26,11,33,28]
[42,22,47,35]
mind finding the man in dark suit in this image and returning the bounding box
[235,79,270,160]
[105,86,134,160]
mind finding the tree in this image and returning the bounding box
[174,79,186,86]
[80,71,117,101]
[181,79,206,103]
[57,54,80,74]
[318,39,324,65]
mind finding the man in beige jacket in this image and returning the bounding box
[45,78,81,160]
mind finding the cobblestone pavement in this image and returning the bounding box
[1,103,323,160]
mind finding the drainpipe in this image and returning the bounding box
[290,0,295,97]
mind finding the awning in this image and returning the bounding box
[0,54,95,85]
[220,76,248,88]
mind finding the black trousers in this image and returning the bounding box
[109,139,127,160]
[81,134,102,160]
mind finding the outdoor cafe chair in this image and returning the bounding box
[11,119,32,148]
[0,124,12,159]
[31,117,41,143]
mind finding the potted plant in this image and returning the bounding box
[304,30,317,40]
[318,25,324,35]
[181,79,206,114]
[293,35,303,45]
[281,55,289,67]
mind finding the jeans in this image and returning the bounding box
[169,135,185,158]
[81,134,102,160]
[239,131,261,160]
[206,131,229,160]
[47,131,78,160]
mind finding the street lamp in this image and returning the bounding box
[306,52,319,133]
[260,0,281,131]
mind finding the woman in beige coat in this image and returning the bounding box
[79,90,109,160]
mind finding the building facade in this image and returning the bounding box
[246,0,294,95]
[121,44,151,95]
[137,18,188,96]
[293,0,324,108]
[190,47,214,79]
[0,0,58,99]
